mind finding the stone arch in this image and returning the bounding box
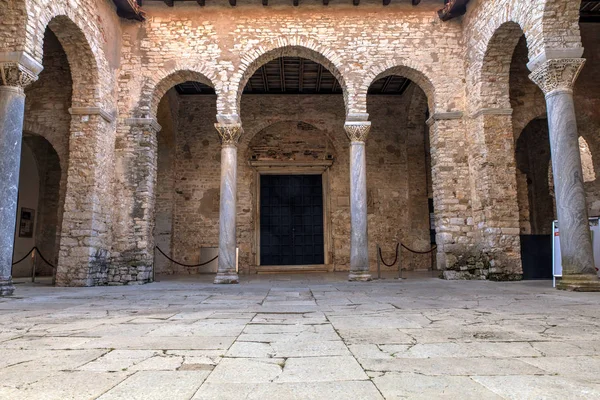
[22,121,64,165]
[143,68,217,118]
[241,118,339,150]
[33,13,102,107]
[246,120,338,160]
[229,41,350,117]
[359,61,437,114]
[19,131,64,276]
[479,21,526,109]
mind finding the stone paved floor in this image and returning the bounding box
[1,273,600,399]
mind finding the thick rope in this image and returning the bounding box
[400,243,437,254]
[379,243,400,267]
[155,246,218,268]
[12,247,56,269]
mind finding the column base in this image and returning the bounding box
[557,274,600,292]
[214,273,239,284]
[0,278,15,296]
[348,271,372,282]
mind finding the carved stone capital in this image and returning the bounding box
[0,63,38,89]
[529,58,586,96]
[344,121,371,143]
[0,52,42,90]
[215,123,242,146]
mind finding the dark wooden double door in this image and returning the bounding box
[260,175,325,266]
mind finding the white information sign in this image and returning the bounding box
[553,217,600,287]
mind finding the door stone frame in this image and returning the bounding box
[250,160,334,271]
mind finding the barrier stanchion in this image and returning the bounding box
[12,247,57,284]
[31,248,36,283]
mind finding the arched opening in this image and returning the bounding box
[12,135,62,281]
[515,118,554,236]
[508,17,600,279]
[247,121,337,269]
[151,74,217,276]
[232,45,349,116]
[366,74,433,274]
[13,27,72,284]
[237,56,346,273]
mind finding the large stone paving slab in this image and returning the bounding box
[2,274,600,398]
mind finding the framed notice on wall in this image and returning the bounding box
[19,208,35,238]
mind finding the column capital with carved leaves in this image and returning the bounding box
[0,52,43,92]
[215,123,243,147]
[344,121,371,143]
[529,58,586,97]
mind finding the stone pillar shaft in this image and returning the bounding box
[214,123,242,284]
[530,58,600,291]
[0,87,25,296]
[0,56,40,296]
[345,121,371,281]
[116,118,161,284]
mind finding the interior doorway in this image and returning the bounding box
[260,174,325,266]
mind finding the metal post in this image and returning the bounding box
[376,244,381,280]
[31,248,36,283]
[152,246,156,283]
[398,246,402,280]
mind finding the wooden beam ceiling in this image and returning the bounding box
[117,1,600,24]
[128,0,430,11]
[174,57,413,95]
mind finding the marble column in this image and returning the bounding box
[0,57,40,296]
[214,123,242,284]
[344,121,371,281]
[530,58,600,291]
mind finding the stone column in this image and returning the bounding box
[344,121,371,281]
[530,58,600,291]
[0,54,41,295]
[214,123,242,284]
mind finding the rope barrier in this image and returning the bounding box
[400,243,438,254]
[12,247,56,269]
[155,246,218,268]
[378,243,399,267]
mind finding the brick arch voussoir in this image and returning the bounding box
[240,118,340,155]
[142,65,218,118]
[359,60,437,114]
[227,39,351,117]
[476,21,526,110]
[22,121,61,157]
[35,10,103,107]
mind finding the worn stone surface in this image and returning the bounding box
[1,274,600,397]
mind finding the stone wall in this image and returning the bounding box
[161,90,430,274]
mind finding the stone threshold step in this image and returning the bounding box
[256,265,331,274]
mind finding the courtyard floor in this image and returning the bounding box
[1,273,600,399]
